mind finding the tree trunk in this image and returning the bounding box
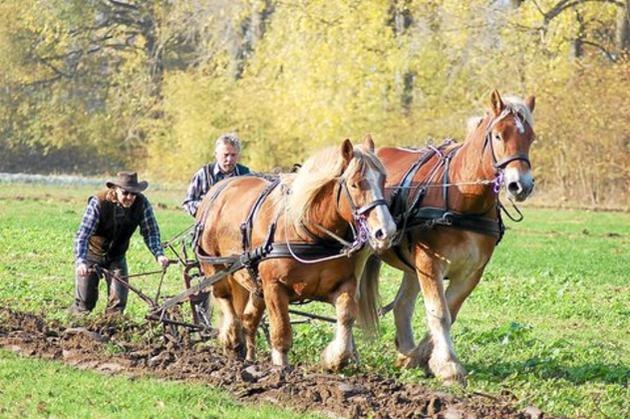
[389,0,414,113]
[570,8,586,59]
[234,0,274,79]
[616,0,630,51]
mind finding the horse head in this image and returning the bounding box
[486,90,536,202]
[338,136,396,251]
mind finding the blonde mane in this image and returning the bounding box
[285,145,385,228]
[466,95,535,137]
[503,95,534,129]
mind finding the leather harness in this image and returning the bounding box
[388,109,532,270]
[388,140,504,270]
[190,172,385,296]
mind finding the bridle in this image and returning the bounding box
[285,158,389,264]
[482,108,533,221]
[482,108,532,171]
[336,176,388,222]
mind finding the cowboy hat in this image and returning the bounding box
[106,171,148,193]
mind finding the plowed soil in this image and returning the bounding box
[0,308,548,418]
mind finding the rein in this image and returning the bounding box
[283,176,387,264]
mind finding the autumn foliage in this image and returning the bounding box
[1,0,628,207]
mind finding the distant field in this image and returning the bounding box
[0,183,628,417]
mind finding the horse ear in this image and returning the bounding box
[525,95,536,113]
[341,138,354,164]
[490,89,504,117]
[362,134,375,152]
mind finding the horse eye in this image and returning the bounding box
[351,183,358,189]
[494,133,502,142]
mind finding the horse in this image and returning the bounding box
[362,90,536,385]
[195,137,397,370]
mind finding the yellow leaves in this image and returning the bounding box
[3,0,628,206]
[231,0,403,154]
[144,71,239,180]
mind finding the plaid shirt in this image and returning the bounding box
[182,163,250,217]
[74,196,164,265]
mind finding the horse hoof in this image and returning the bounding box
[223,343,246,360]
[396,342,432,367]
[320,349,353,372]
[269,364,293,378]
[395,353,425,369]
[395,353,417,369]
[319,355,340,372]
[432,361,467,386]
[443,375,467,387]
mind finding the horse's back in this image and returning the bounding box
[376,147,426,184]
[199,176,271,254]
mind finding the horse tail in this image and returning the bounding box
[357,254,382,338]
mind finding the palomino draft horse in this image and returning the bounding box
[196,137,396,370]
[364,90,536,384]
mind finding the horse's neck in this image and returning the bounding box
[312,182,349,236]
[289,181,349,242]
[448,121,497,214]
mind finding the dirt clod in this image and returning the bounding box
[523,405,544,418]
[241,364,267,382]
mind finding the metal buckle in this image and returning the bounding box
[435,212,454,226]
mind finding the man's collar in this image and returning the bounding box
[213,163,238,177]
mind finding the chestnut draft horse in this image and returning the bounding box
[195,137,396,370]
[363,90,536,384]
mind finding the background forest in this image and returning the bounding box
[1,0,628,207]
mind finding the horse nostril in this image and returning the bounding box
[374,228,385,240]
[508,181,522,195]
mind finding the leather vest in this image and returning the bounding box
[87,190,145,261]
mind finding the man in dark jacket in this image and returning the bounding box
[69,172,169,314]
[182,132,250,217]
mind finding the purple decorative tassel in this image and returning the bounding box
[493,171,504,194]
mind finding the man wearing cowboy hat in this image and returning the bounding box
[69,171,169,314]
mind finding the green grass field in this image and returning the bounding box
[1,183,628,418]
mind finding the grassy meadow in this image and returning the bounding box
[0,182,628,418]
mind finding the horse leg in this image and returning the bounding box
[414,251,467,385]
[263,281,291,367]
[393,271,427,369]
[413,266,485,372]
[241,293,265,362]
[321,280,358,371]
[445,267,484,323]
[213,292,245,359]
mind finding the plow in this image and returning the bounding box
[94,223,339,343]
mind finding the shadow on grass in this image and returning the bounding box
[467,358,630,386]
